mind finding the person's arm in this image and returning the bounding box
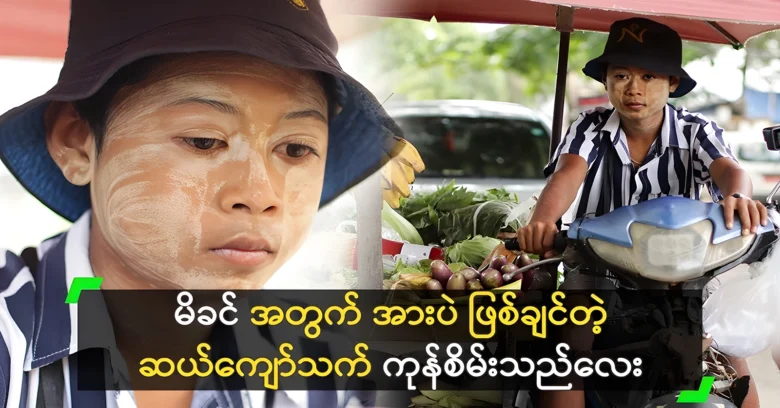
[709,158,768,233]
[530,114,598,408]
[692,121,768,233]
[517,154,588,257]
[518,112,599,257]
[708,157,753,198]
[530,154,589,224]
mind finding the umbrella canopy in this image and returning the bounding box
[0,0,69,59]
[327,0,780,47]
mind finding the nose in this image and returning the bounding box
[217,159,281,216]
[626,76,643,96]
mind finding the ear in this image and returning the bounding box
[669,76,681,94]
[44,102,95,186]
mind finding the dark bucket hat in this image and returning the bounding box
[0,0,402,223]
[582,17,697,98]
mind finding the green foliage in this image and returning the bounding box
[446,235,502,267]
[375,18,756,104]
[396,181,520,246]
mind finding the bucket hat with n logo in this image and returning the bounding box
[582,17,697,98]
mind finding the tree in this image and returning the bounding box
[375,18,724,107]
[739,31,780,116]
[374,19,515,102]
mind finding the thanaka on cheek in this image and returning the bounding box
[84,55,328,291]
[279,166,324,256]
[92,143,206,288]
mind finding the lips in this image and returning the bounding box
[210,236,275,267]
[625,101,645,110]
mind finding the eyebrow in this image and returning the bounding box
[283,109,328,124]
[165,97,241,115]
[165,97,327,123]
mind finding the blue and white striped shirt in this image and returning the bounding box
[545,104,736,225]
[0,212,361,408]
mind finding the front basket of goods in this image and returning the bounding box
[380,181,556,304]
[378,183,555,407]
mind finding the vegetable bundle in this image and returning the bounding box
[395,181,521,247]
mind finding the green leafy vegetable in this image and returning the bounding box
[438,201,520,246]
[387,258,468,281]
[474,188,519,204]
[446,235,502,267]
[397,181,520,245]
[389,258,427,281]
[381,200,424,244]
[397,181,475,244]
[446,262,469,273]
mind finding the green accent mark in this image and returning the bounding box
[65,277,103,304]
[677,376,715,403]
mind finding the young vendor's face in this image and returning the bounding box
[51,53,329,289]
[605,65,680,123]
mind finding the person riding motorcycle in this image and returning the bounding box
[514,18,766,408]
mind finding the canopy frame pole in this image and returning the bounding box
[503,8,576,408]
[549,6,576,160]
[354,172,384,290]
[706,21,744,49]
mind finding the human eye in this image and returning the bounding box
[273,139,320,161]
[643,74,656,80]
[615,73,628,80]
[180,137,227,153]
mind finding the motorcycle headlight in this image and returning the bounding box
[587,220,755,282]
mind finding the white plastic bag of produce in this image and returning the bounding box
[702,210,780,358]
[503,191,540,229]
[337,219,406,243]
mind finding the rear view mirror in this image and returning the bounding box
[763,125,780,151]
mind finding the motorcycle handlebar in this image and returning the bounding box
[503,231,568,254]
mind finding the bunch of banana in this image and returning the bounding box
[381,136,426,208]
[383,273,432,305]
[397,273,432,289]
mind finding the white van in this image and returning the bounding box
[385,99,553,201]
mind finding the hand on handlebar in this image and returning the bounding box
[720,194,768,235]
[515,220,560,258]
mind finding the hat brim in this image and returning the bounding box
[582,53,697,98]
[0,16,401,223]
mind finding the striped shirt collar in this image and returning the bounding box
[28,210,94,370]
[598,103,691,166]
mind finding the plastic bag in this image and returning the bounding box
[336,220,404,242]
[437,192,541,247]
[702,210,780,358]
[503,192,540,229]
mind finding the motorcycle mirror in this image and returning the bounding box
[762,125,780,205]
[762,125,780,151]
